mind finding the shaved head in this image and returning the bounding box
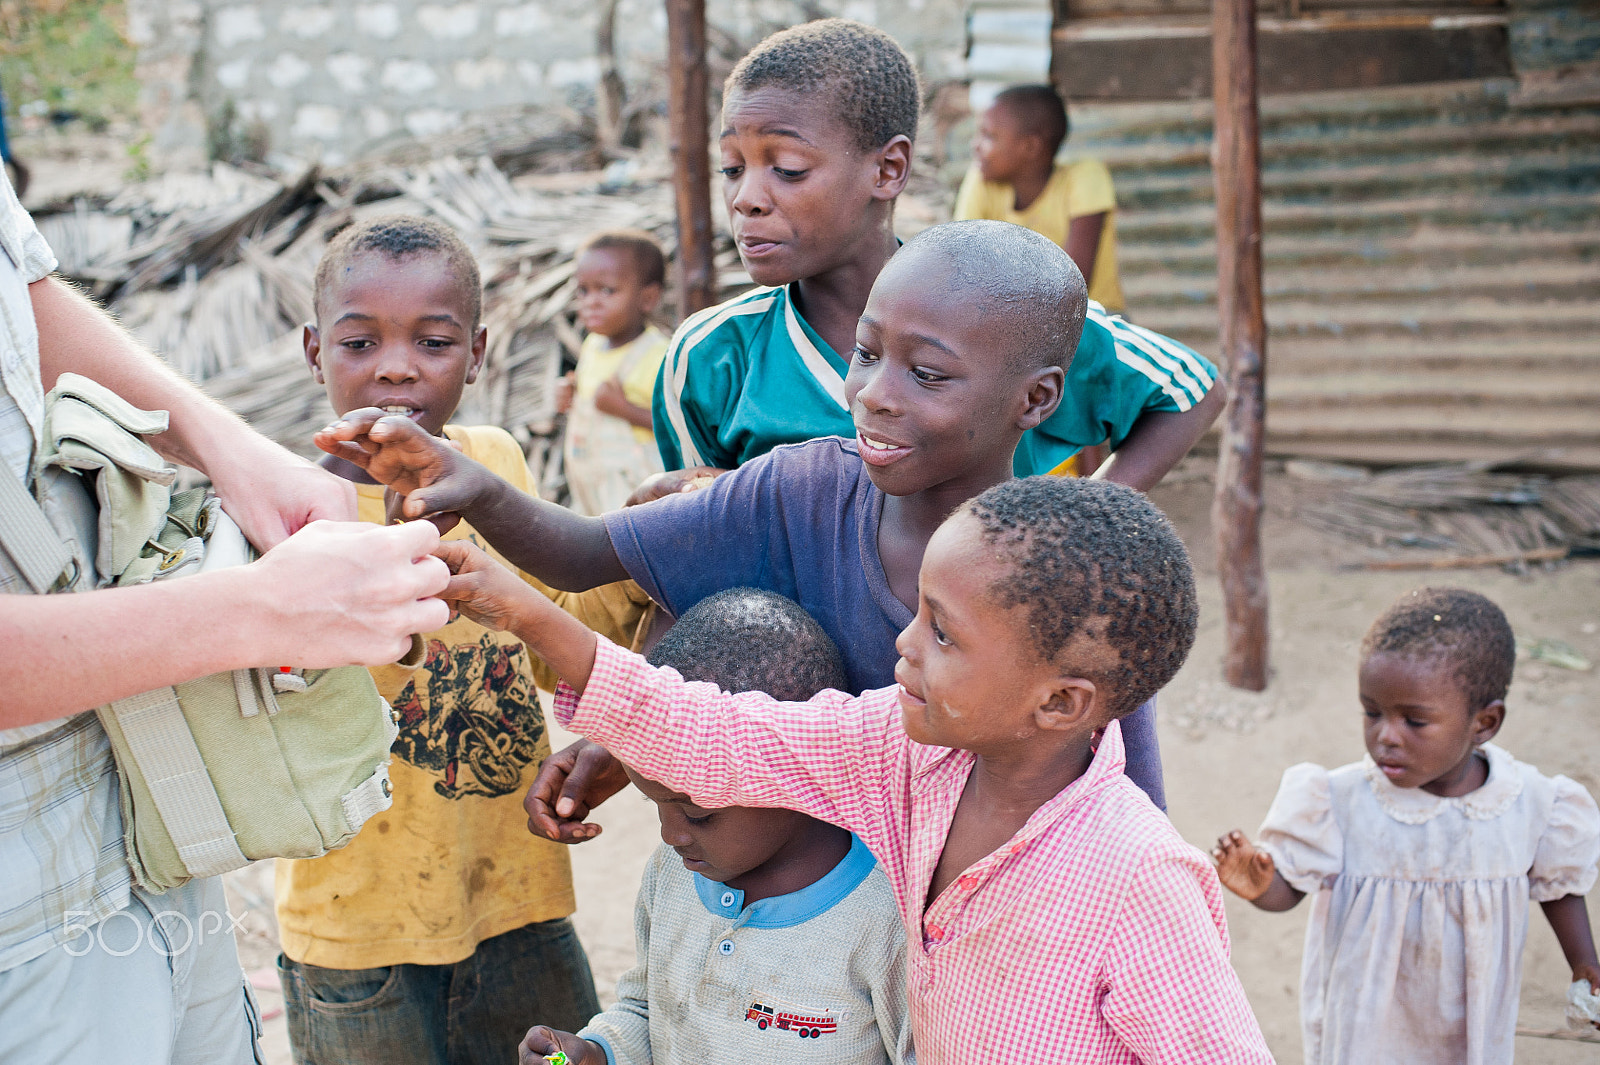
[881,220,1087,373]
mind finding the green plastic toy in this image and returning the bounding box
[544,1054,570,1065]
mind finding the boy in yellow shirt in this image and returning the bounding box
[279,216,650,1063]
[954,84,1125,313]
[557,230,670,515]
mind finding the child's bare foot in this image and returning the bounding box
[1213,830,1277,901]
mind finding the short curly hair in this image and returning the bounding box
[993,85,1070,157]
[314,215,481,326]
[965,477,1198,720]
[887,220,1087,373]
[580,228,667,289]
[1360,588,1516,710]
[726,18,920,152]
[647,588,847,703]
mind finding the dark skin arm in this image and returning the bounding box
[1093,381,1226,492]
[1213,830,1306,913]
[519,1026,606,1065]
[593,375,655,431]
[1541,894,1600,991]
[315,409,628,590]
[1064,211,1106,292]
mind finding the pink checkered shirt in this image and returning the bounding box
[557,639,1273,1064]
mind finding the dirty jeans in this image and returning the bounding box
[279,916,600,1065]
[0,875,262,1065]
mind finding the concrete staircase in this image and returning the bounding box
[1069,78,1600,469]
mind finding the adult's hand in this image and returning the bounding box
[624,465,727,507]
[209,435,356,550]
[525,738,631,843]
[246,519,451,668]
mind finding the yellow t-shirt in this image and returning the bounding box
[275,424,653,969]
[574,325,670,445]
[953,159,1125,313]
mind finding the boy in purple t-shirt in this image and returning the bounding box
[315,221,1168,816]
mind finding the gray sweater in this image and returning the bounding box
[580,834,912,1065]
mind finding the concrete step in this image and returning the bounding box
[1125,259,1600,306]
[1118,228,1600,272]
[1237,337,1600,375]
[1265,371,1600,408]
[1081,113,1600,176]
[1116,190,1600,242]
[1113,147,1600,210]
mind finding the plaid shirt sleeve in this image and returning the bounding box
[1100,853,1274,1063]
[554,637,907,836]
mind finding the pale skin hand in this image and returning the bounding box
[30,275,354,548]
[0,521,451,724]
[1212,830,1305,912]
[519,1025,606,1065]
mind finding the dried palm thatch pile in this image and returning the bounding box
[1296,462,1600,570]
[31,126,743,494]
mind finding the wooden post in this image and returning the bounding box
[1211,0,1270,690]
[665,0,717,319]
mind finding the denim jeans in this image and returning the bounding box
[279,917,599,1065]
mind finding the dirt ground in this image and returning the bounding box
[218,460,1600,1064]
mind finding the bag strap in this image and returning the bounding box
[0,461,72,593]
[102,687,250,879]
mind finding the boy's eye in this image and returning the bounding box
[684,811,713,826]
[911,366,949,384]
[773,167,806,179]
[851,344,878,364]
[718,166,743,178]
[340,338,375,351]
[1405,718,1428,729]
[1362,708,1379,719]
[930,618,952,647]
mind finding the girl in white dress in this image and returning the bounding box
[1214,587,1600,1065]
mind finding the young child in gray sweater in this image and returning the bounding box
[520,589,911,1065]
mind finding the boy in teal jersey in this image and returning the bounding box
[651,18,1222,489]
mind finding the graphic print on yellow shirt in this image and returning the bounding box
[276,424,650,970]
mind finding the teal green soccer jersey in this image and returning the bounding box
[652,283,1218,477]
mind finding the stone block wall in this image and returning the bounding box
[129,0,971,166]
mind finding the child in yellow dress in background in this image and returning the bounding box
[954,84,1124,314]
[558,230,670,515]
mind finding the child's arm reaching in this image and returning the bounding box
[317,409,628,590]
[1541,895,1600,990]
[518,1028,604,1065]
[1212,830,1305,912]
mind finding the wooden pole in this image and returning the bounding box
[665,0,717,319]
[1211,0,1270,690]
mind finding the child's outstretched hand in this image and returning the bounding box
[1213,831,1278,901]
[519,1025,605,1065]
[315,409,494,527]
[525,738,632,843]
[434,540,542,633]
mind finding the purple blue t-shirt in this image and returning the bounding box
[601,436,1166,807]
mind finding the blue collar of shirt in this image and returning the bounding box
[692,833,877,929]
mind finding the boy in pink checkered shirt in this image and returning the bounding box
[432,467,1271,1063]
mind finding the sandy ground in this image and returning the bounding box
[222,462,1600,1064]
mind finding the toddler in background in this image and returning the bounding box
[522,588,910,1065]
[1215,587,1600,1065]
[558,229,670,515]
[954,84,1124,314]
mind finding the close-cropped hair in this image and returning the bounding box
[646,588,848,703]
[892,220,1088,372]
[994,84,1070,158]
[1361,587,1517,710]
[580,228,667,289]
[966,477,1198,720]
[314,215,482,326]
[726,18,920,152]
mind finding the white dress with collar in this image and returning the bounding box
[1258,743,1600,1065]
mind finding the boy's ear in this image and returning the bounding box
[640,281,664,316]
[303,324,324,383]
[1035,675,1098,733]
[869,134,914,202]
[1471,699,1506,747]
[1017,366,1065,431]
[466,325,487,385]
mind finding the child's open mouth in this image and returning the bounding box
[856,431,913,467]
[377,404,425,423]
